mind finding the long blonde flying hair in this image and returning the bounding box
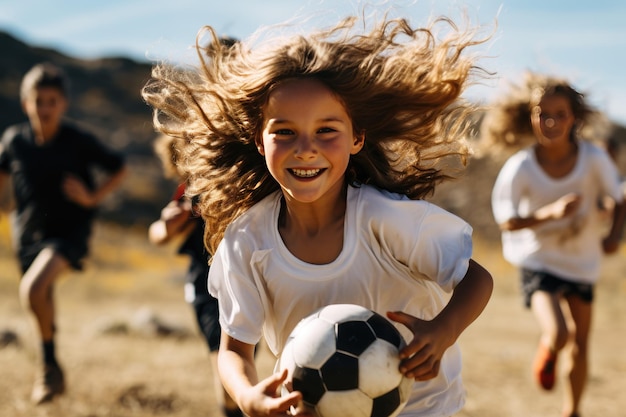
[143,13,491,253]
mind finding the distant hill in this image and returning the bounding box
[2,30,625,240]
[0,30,174,226]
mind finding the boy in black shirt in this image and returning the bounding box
[0,62,127,404]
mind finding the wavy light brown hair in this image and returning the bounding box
[480,71,598,152]
[143,14,491,253]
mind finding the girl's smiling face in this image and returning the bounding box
[531,93,576,147]
[258,78,363,204]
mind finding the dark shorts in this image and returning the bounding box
[192,294,221,352]
[18,238,88,274]
[191,287,258,355]
[521,268,594,308]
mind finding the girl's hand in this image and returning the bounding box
[240,369,312,417]
[62,174,96,208]
[386,311,454,381]
[501,193,582,231]
[545,192,581,220]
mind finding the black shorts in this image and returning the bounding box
[521,268,594,308]
[192,294,221,352]
[18,238,88,274]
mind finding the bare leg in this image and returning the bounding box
[560,295,592,417]
[529,290,571,390]
[19,247,70,404]
[530,290,569,353]
[19,247,69,343]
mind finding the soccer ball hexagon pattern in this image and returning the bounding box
[277,304,413,417]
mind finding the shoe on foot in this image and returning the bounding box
[533,343,557,390]
[31,362,65,404]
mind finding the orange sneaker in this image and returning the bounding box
[533,343,557,390]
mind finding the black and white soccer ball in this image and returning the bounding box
[277,304,413,417]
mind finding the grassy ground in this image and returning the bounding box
[0,217,625,417]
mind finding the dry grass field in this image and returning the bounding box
[0,216,625,417]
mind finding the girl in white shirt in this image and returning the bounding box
[143,13,493,417]
[489,72,625,417]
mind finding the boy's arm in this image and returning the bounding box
[91,165,128,206]
[0,171,7,194]
[62,165,128,209]
[0,172,8,214]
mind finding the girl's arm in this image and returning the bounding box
[499,192,581,231]
[218,333,307,417]
[603,200,626,253]
[431,258,493,343]
[388,259,493,381]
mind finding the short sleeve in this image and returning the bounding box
[208,235,266,345]
[491,154,526,225]
[77,130,125,173]
[365,190,472,293]
[408,204,473,292]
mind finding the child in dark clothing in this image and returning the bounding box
[0,62,127,404]
[149,134,242,417]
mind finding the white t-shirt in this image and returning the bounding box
[491,140,623,283]
[209,184,473,417]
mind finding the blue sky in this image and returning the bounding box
[2,0,626,125]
